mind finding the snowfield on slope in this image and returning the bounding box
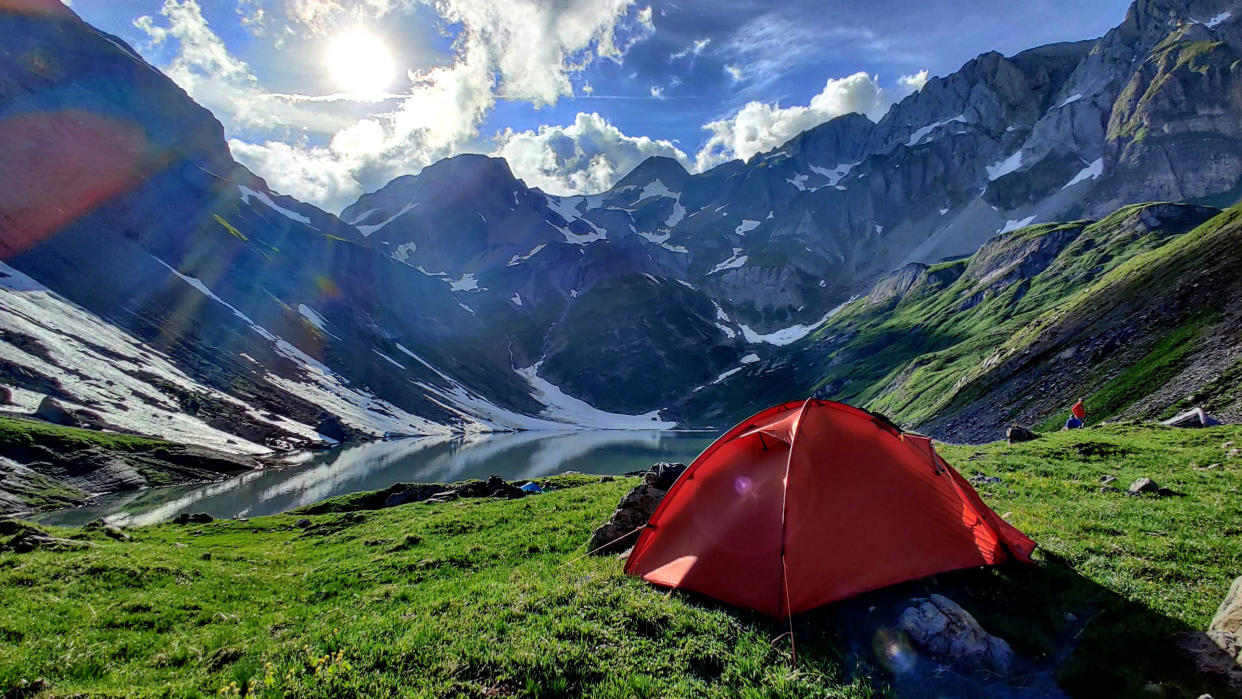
[516,362,675,430]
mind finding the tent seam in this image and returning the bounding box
[777,397,815,619]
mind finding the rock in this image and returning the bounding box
[1213,576,1242,636]
[4,677,49,698]
[0,386,11,405]
[642,462,687,490]
[315,415,352,443]
[383,484,447,507]
[1099,486,1121,494]
[201,552,212,561]
[295,519,311,528]
[1177,631,1242,693]
[587,483,668,555]
[34,396,80,426]
[599,476,615,483]
[1228,449,1241,459]
[897,594,1015,675]
[1196,463,1223,471]
[1128,477,1159,495]
[1225,442,1235,450]
[1099,475,1117,484]
[1006,425,1039,443]
[172,512,213,525]
[969,474,1002,485]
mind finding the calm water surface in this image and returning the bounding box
[35,430,716,528]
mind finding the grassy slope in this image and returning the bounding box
[684,202,1240,437]
[1,425,1239,698]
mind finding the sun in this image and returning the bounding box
[324,27,397,95]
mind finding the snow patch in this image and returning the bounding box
[1205,11,1231,27]
[906,115,966,147]
[708,248,748,275]
[808,162,858,186]
[237,185,313,227]
[510,293,523,306]
[740,353,760,364]
[636,179,677,201]
[516,362,675,429]
[999,215,1037,234]
[1055,93,1083,109]
[448,273,482,292]
[506,244,547,266]
[1061,158,1104,190]
[354,202,420,237]
[735,219,761,235]
[393,242,418,265]
[987,150,1023,181]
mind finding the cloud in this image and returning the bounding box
[671,37,710,60]
[694,72,893,170]
[649,85,662,99]
[899,69,930,92]
[493,112,689,195]
[724,64,742,81]
[134,0,657,212]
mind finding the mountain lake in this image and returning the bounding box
[33,430,717,528]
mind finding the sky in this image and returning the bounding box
[66,0,1133,213]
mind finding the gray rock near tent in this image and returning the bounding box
[897,593,1015,675]
[588,463,687,555]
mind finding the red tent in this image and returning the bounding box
[624,399,1036,617]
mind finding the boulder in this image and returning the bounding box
[897,594,1014,675]
[1213,576,1242,637]
[643,462,687,490]
[1128,477,1159,495]
[586,463,689,554]
[1177,577,1242,693]
[1006,425,1039,444]
[315,415,352,443]
[34,396,80,426]
[171,512,213,525]
[0,386,11,405]
[587,484,667,555]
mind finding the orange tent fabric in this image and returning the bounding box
[624,399,1036,617]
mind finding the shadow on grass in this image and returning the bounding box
[669,553,1235,698]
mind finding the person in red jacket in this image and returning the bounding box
[1064,397,1087,429]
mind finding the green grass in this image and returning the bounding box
[0,416,172,455]
[1,425,1238,697]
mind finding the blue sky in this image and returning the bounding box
[67,0,1133,212]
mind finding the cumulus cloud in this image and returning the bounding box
[493,112,689,195]
[695,72,888,170]
[134,0,656,211]
[899,69,930,92]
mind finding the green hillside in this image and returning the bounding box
[683,202,1242,441]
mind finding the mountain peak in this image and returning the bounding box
[612,156,691,191]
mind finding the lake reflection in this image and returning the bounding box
[35,430,716,528]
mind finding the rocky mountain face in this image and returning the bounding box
[1,0,1241,446]
[339,0,1242,424]
[680,201,1242,440]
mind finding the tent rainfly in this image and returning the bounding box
[625,399,1037,617]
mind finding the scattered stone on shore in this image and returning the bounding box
[172,512,214,525]
[1177,575,1242,692]
[896,594,1014,675]
[382,475,526,508]
[84,519,130,541]
[1006,425,1039,444]
[587,462,686,555]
